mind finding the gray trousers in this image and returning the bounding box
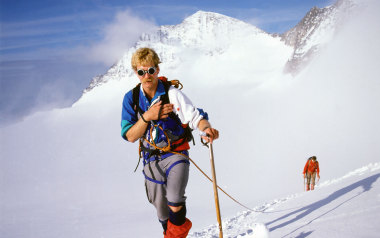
[143,153,190,221]
[306,172,317,185]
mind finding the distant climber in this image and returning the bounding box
[303,156,320,191]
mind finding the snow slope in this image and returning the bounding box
[189,163,380,238]
[1,0,380,237]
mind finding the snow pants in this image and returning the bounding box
[143,153,190,222]
[306,172,317,185]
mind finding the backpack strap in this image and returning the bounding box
[132,83,144,117]
[132,78,194,163]
[160,79,194,146]
[132,78,182,117]
[131,79,176,122]
[160,80,178,118]
[131,83,145,172]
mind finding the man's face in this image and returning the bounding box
[135,64,160,91]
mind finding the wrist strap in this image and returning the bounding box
[141,114,149,124]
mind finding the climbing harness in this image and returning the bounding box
[132,77,193,172]
[132,78,261,214]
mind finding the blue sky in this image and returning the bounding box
[0,0,333,125]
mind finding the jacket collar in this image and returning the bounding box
[140,79,166,104]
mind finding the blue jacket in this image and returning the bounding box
[121,80,208,153]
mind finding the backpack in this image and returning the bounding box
[132,77,183,117]
[131,77,194,159]
[307,158,318,173]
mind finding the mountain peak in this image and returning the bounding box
[84,1,357,94]
[181,10,249,29]
[281,0,357,75]
[185,10,238,21]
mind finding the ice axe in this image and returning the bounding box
[200,131,223,238]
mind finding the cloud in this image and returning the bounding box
[1,15,80,38]
[85,8,158,66]
[0,10,103,60]
[0,8,158,125]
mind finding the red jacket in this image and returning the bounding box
[303,159,320,175]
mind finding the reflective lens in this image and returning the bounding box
[137,67,156,76]
[148,67,156,75]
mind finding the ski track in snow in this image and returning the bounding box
[188,162,380,238]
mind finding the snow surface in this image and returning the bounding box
[1,0,380,237]
[189,163,380,238]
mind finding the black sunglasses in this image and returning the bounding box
[137,67,156,76]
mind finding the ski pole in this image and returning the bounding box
[304,175,306,191]
[209,142,223,238]
[200,131,223,238]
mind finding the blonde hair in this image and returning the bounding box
[131,48,161,70]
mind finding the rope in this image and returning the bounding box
[172,150,258,212]
[144,124,172,152]
[141,125,260,212]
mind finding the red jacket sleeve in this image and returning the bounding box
[303,161,309,174]
[316,162,320,175]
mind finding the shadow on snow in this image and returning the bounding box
[266,173,380,237]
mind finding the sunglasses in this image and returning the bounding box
[137,67,156,76]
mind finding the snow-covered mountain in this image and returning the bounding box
[1,0,380,237]
[281,0,356,74]
[83,11,282,94]
[84,0,358,95]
